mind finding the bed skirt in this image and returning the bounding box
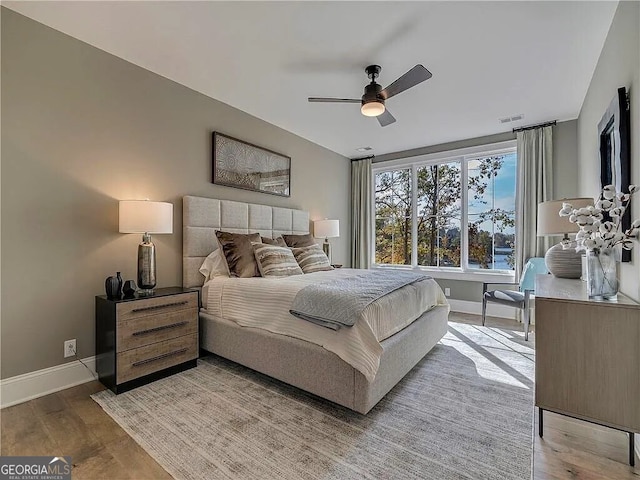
[199,305,449,414]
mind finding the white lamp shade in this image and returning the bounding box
[314,219,339,238]
[537,198,593,236]
[361,101,385,117]
[119,200,173,234]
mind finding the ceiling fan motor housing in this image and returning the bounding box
[362,82,384,106]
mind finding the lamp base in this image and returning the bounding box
[137,233,157,290]
[544,242,582,278]
[322,239,331,264]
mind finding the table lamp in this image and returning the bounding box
[313,219,339,264]
[119,200,173,294]
[537,198,593,278]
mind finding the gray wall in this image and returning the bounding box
[1,9,350,378]
[574,1,640,451]
[372,121,579,302]
[373,131,517,164]
[576,0,640,303]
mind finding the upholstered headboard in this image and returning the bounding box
[182,195,310,288]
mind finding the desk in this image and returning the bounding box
[535,275,640,466]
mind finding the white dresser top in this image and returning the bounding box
[535,274,639,308]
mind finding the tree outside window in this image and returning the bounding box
[374,147,517,271]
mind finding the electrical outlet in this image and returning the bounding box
[64,339,76,358]
[444,288,451,297]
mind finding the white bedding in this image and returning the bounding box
[202,268,448,381]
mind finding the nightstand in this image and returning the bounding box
[95,287,199,394]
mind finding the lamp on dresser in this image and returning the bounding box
[313,219,339,263]
[537,198,593,278]
[119,200,173,294]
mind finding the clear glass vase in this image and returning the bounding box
[585,248,619,300]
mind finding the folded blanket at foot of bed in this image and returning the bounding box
[289,270,430,330]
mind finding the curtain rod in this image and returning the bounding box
[350,155,375,162]
[512,120,557,133]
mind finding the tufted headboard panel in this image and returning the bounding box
[182,195,309,288]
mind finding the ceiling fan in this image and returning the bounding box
[308,64,432,127]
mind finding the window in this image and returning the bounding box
[373,142,517,274]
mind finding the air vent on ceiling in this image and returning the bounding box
[356,146,373,152]
[499,114,525,124]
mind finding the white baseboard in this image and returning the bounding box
[448,299,519,320]
[0,356,97,409]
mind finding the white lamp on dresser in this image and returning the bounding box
[537,198,593,278]
[119,200,173,294]
[313,219,339,264]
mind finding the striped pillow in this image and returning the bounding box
[253,244,303,277]
[291,244,334,274]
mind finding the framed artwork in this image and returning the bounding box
[598,86,631,262]
[212,132,291,197]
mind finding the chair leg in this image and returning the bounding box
[482,297,487,326]
[523,306,530,341]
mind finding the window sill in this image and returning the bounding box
[371,265,516,283]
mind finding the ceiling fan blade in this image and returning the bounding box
[377,109,396,127]
[308,97,361,103]
[380,65,432,100]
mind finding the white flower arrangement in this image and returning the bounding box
[559,184,640,252]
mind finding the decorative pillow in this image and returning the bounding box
[253,244,303,277]
[291,244,334,273]
[261,236,288,247]
[282,233,315,248]
[199,249,230,281]
[215,231,262,278]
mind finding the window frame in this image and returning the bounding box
[371,140,518,281]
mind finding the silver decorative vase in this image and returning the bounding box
[137,233,156,294]
[585,248,618,300]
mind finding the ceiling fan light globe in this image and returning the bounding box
[361,101,385,117]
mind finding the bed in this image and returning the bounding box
[183,195,449,414]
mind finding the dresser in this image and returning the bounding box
[535,275,640,465]
[95,287,199,394]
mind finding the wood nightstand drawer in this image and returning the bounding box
[117,333,198,384]
[116,292,198,321]
[117,308,198,352]
[97,287,199,393]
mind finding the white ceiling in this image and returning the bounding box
[5,1,617,158]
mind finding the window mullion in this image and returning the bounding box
[411,164,418,268]
[461,158,469,272]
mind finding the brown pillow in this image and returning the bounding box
[261,236,287,247]
[215,231,262,278]
[282,233,315,248]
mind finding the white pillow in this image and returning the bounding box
[199,249,230,282]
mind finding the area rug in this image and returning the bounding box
[92,322,535,479]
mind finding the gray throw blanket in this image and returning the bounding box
[289,270,430,330]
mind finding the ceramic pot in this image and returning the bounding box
[105,275,120,299]
[123,280,137,297]
[116,272,123,297]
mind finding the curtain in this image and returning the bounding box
[351,158,372,269]
[515,126,553,277]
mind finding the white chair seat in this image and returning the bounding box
[483,290,526,307]
[482,257,548,341]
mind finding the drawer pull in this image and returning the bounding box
[132,321,188,336]
[132,348,188,367]
[131,300,189,313]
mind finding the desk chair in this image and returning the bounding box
[482,257,548,341]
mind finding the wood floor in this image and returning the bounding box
[1,313,638,479]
